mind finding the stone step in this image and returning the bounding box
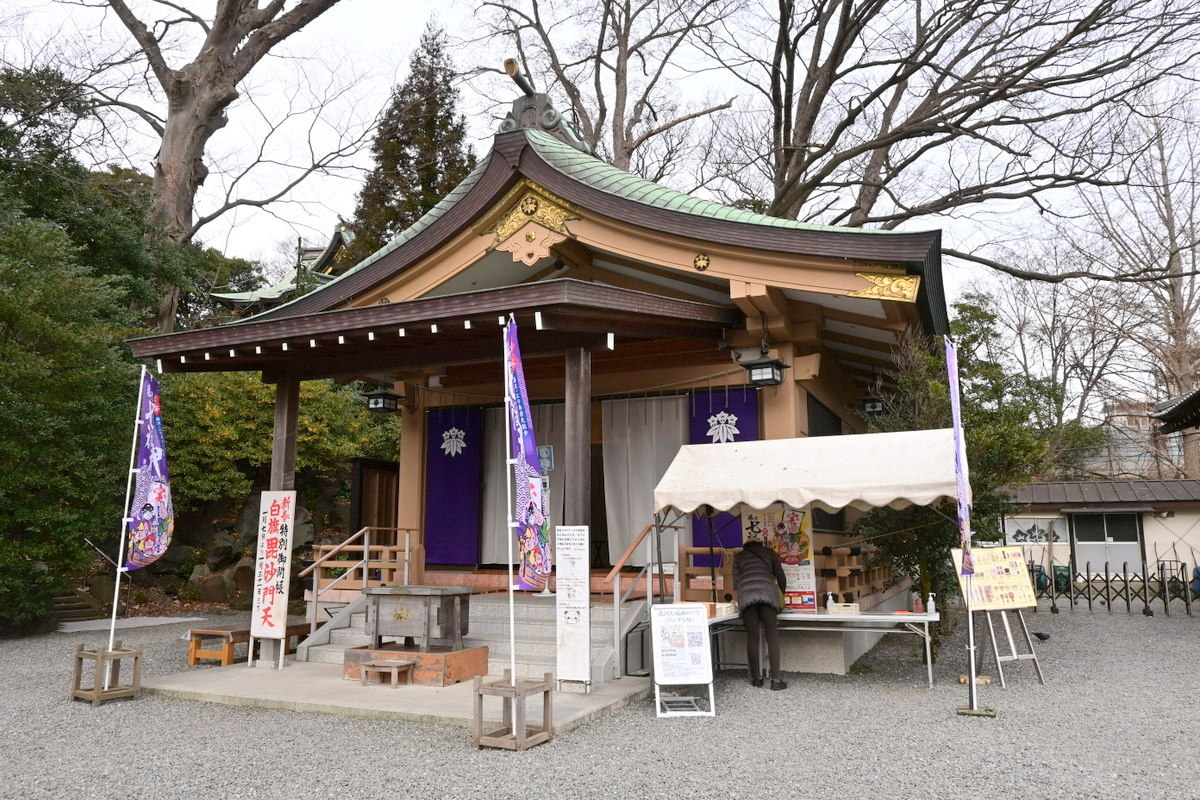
[305,643,351,665]
[327,618,612,647]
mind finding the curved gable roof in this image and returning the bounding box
[253,129,946,334]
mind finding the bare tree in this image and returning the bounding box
[1057,111,1200,475]
[698,0,1200,278]
[35,0,376,332]
[478,0,737,176]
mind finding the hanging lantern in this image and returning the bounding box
[362,387,404,413]
[740,356,788,387]
[861,396,884,416]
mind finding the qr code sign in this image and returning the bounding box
[687,630,704,648]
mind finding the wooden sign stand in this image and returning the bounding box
[983,609,1045,688]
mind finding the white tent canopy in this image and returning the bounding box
[653,428,967,515]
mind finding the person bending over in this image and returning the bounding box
[733,538,788,690]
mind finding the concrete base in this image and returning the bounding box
[141,661,652,733]
[342,644,489,687]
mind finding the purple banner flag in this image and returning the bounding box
[125,372,174,570]
[945,339,974,576]
[505,319,552,589]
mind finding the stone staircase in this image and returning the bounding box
[301,593,646,684]
[52,589,105,623]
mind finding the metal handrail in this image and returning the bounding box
[609,513,683,679]
[604,523,683,584]
[302,527,415,634]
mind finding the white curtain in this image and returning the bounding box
[602,396,687,567]
[480,404,567,565]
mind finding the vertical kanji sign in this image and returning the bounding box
[250,490,297,638]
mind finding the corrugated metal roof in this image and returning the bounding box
[525,130,902,236]
[1007,480,1200,507]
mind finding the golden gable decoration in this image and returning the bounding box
[486,181,579,257]
[848,272,920,302]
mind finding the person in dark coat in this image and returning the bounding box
[733,538,788,689]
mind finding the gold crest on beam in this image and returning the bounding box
[486,181,579,250]
[848,272,920,302]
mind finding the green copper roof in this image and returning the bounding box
[234,156,491,323]
[524,129,898,235]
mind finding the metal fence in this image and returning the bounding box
[1028,560,1196,616]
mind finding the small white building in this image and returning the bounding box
[1004,480,1200,575]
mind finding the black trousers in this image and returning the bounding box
[743,603,781,680]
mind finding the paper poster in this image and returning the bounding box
[743,507,816,611]
[952,546,1037,610]
[250,491,297,638]
[555,525,591,684]
[650,603,713,685]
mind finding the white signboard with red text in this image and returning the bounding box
[250,491,297,638]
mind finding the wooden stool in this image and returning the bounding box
[360,659,415,687]
[472,670,553,751]
[70,641,143,707]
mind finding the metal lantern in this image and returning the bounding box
[363,387,404,413]
[861,396,884,416]
[740,356,788,387]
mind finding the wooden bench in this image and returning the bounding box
[186,619,310,666]
[360,659,415,687]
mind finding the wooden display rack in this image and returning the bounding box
[816,545,884,600]
[70,641,143,707]
[472,670,553,751]
[677,545,738,603]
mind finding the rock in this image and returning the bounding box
[188,564,212,585]
[198,575,228,603]
[229,589,253,611]
[225,556,256,595]
[153,544,201,576]
[205,531,238,570]
[159,575,184,596]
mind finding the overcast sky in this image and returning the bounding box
[9,0,995,296]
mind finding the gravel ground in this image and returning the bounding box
[3,601,1198,800]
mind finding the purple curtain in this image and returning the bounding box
[423,406,483,565]
[687,387,759,566]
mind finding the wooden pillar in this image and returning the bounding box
[270,378,299,490]
[760,342,804,440]
[564,347,592,526]
[397,385,427,584]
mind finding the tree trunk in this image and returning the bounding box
[150,72,238,332]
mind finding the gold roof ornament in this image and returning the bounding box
[486,180,580,253]
[848,272,920,302]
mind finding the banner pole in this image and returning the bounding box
[105,364,148,688]
[503,321,518,684]
[946,337,992,717]
[965,573,978,710]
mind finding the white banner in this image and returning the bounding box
[650,603,713,685]
[250,491,297,639]
[555,525,591,684]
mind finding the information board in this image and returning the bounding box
[952,546,1037,610]
[250,490,297,638]
[650,603,713,685]
[555,525,591,684]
